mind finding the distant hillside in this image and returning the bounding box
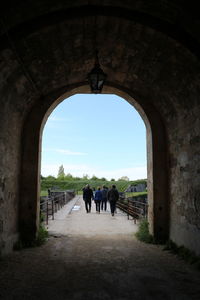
[41,178,147,193]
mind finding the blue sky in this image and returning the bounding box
[41,94,147,180]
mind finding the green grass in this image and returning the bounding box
[40,190,147,197]
[13,214,48,250]
[40,190,48,196]
[35,224,48,246]
[41,179,147,193]
[163,240,200,270]
[41,189,147,199]
[135,218,154,244]
[76,190,83,195]
[76,191,147,197]
[135,226,200,271]
[126,191,147,197]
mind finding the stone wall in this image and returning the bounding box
[0,1,200,255]
[169,104,200,254]
[125,183,147,193]
[0,48,37,255]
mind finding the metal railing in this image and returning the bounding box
[40,190,75,224]
[117,194,148,223]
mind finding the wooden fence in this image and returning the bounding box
[40,190,75,224]
[117,193,148,223]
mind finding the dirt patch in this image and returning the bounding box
[0,198,200,299]
[0,234,200,300]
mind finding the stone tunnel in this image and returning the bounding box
[0,0,200,256]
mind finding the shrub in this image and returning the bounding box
[13,222,48,250]
[35,224,48,246]
[135,218,154,243]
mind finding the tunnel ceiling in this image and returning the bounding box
[0,0,200,123]
[0,1,200,49]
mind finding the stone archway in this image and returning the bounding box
[19,83,169,245]
[1,4,200,255]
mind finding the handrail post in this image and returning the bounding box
[127,198,129,220]
[134,199,136,224]
[46,198,49,225]
[52,197,54,220]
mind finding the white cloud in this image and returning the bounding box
[48,116,70,122]
[42,148,86,156]
[56,149,87,155]
[101,166,147,180]
[41,163,147,180]
[43,116,72,130]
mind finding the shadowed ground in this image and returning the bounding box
[0,196,200,300]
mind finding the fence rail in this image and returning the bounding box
[40,190,75,224]
[117,194,148,223]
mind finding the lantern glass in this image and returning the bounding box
[88,54,107,93]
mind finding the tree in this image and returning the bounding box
[46,175,56,180]
[111,178,115,181]
[65,173,73,180]
[100,177,106,181]
[118,176,129,181]
[82,174,89,180]
[57,165,65,178]
[91,175,99,180]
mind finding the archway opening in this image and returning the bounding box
[40,93,147,234]
[41,93,147,182]
[19,85,169,245]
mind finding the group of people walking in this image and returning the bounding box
[82,184,119,216]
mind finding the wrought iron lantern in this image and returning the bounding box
[88,51,107,94]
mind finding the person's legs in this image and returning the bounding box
[96,201,100,213]
[101,200,104,210]
[98,201,101,213]
[113,202,116,215]
[88,199,91,212]
[95,201,98,212]
[102,199,107,210]
[85,200,89,213]
[110,201,116,216]
[104,200,107,211]
[110,201,113,215]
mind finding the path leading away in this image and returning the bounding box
[0,196,200,300]
[47,196,137,237]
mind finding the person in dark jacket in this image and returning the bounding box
[107,185,119,216]
[83,184,93,213]
[94,187,102,213]
[101,185,108,211]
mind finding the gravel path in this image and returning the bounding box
[0,196,200,300]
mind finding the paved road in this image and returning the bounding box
[0,196,200,300]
